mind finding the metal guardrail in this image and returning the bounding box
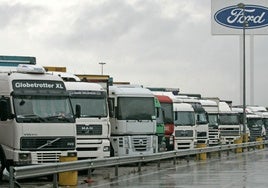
[9,140,268,187]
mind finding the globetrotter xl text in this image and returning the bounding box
[12,80,65,90]
[15,82,55,89]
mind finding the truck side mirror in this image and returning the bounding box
[75,104,81,118]
[0,99,9,121]
[108,99,114,117]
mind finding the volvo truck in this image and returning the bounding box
[0,62,78,180]
[108,85,158,156]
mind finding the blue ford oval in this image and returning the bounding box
[214,4,268,29]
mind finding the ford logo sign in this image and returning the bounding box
[214,5,268,29]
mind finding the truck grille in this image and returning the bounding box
[250,128,262,140]
[21,137,75,151]
[76,124,102,135]
[220,128,240,136]
[132,137,151,152]
[35,152,61,163]
[175,130,193,137]
[197,132,207,138]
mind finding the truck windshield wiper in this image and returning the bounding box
[17,114,46,122]
[45,115,72,122]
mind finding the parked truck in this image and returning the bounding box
[0,59,79,180]
[218,102,241,144]
[172,95,209,145]
[199,99,220,146]
[232,106,265,141]
[154,94,174,151]
[64,81,110,159]
[246,113,266,141]
[154,97,166,152]
[246,105,268,139]
[108,85,158,156]
[172,102,196,150]
[49,71,111,159]
[109,85,158,156]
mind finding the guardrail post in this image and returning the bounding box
[218,149,221,158]
[9,166,15,188]
[256,137,264,149]
[53,173,58,188]
[207,152,211,159]
[138,162,141,173]
[186,155,190,163]
[115,165,119,177]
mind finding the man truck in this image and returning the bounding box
[64,81,111,159]
[49,71,111,159]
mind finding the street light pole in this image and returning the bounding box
[99,62,106,75]
[238,3,247,142]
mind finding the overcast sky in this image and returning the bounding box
[1,0,268,106]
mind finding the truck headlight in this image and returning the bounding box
[103,146,110,152]
[18,153,31,164]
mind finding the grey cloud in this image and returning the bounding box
[0,2,47,29]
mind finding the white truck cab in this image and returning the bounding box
[108,85,158,156]
[0,63,78,180]
[218,102,241,144]
[199,99,220,146]
[49,71,111,159]
[172,102,196,150]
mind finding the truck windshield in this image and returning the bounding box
[247,118,264,129]
[208,114,218,127]
[14,95,74,123]
[263,118,268,130]
[156,107,164,124]
[174,111,195,126]
[196,112,208,125]
[70,97,107,118]
[117,97,154,120]
[218,114,239,125]
[160,103,173,124]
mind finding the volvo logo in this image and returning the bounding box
[214,5,268,29]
